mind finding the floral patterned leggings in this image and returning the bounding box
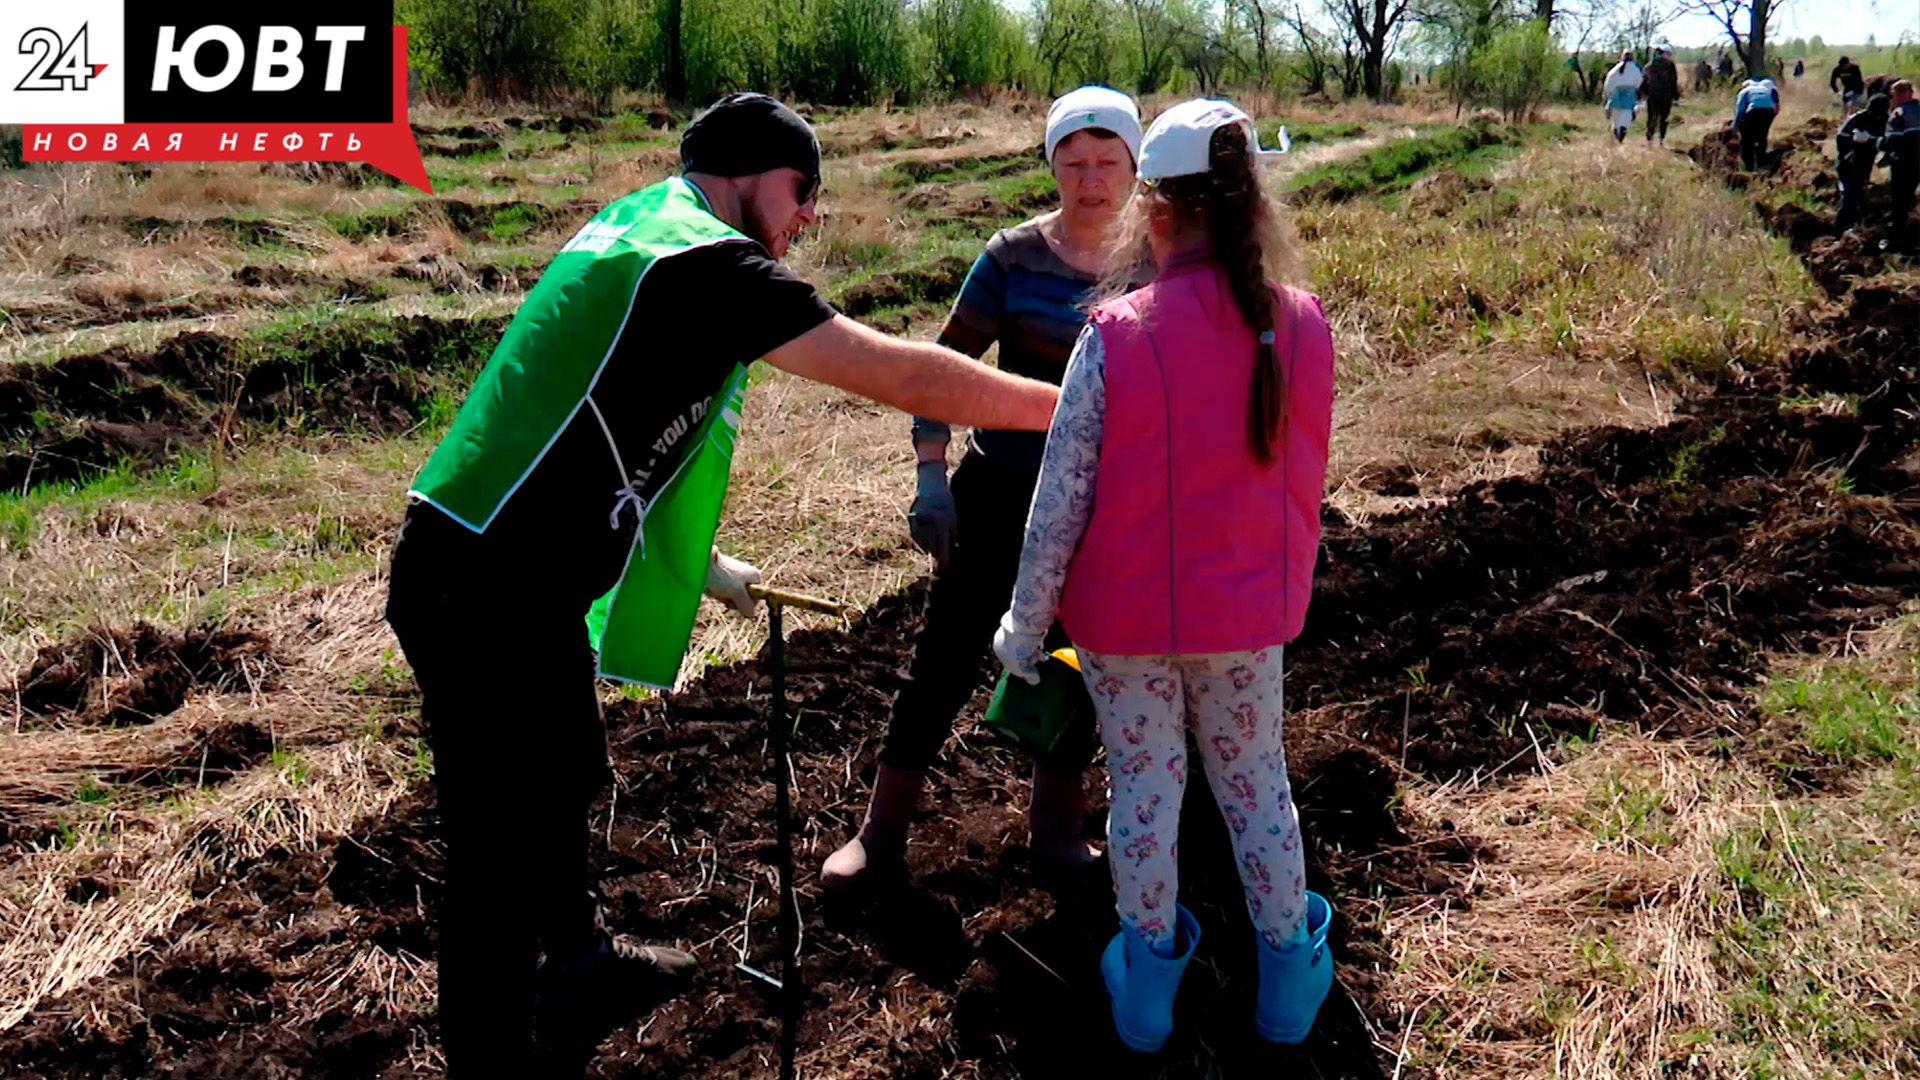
[1080,645,1306,953]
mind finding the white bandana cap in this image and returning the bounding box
[1045,86,1144,166]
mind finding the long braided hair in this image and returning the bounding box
[1096,122,1302,463]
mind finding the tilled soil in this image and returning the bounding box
[0,315,506,488]
[3,146,1919,1079]
[13,621,280,727]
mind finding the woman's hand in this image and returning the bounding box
[908,461,958,570]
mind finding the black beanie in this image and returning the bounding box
[681,93,821,184]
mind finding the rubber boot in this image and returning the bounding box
[1027,762,1100,868]
[1100,905,1200,1053]
[1254,891,1334,1045]
[820,764,923,891]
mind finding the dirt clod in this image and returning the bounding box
[15,623,278,726]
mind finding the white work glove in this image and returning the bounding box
[992,610,1046,686]
[1852,129,1875,143]
[705,548,762,619]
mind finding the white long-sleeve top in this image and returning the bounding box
[1604,62,1643,102]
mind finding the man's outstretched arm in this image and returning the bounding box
[766,313,1059,432]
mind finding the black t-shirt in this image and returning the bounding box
[400,239,835,611]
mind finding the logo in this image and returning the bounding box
[2,2,430,191]
[15,24,105,91]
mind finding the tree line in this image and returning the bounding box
[396,0,1851,111]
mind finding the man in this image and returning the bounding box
[1831,55,1866,111]
[1603,50,1643,143]
[1716,51,1734,83]
[1793,58,1805,79]
[384,92,1064,1075]
[1694,59,1715,94]
[1837,94,1891,231]
[1734,74,1782,170]
[1884,80,1920,249]
[1643,46,1681,146]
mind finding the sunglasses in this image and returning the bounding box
[795,171,821,207]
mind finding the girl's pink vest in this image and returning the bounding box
[1058,259,1335,656]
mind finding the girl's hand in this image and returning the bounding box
[993,612,1046,685]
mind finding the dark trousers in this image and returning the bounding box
[386,509,610,1077]
[881,449,1093,772]
[1739,108,1775,170]
[1894,164,1918,248]
[1836,155,1873,231]
[1645,99,1672,142]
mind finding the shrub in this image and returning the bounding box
[1474,20,1560,123]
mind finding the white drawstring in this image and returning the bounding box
[587,394,644,547]
[609,485,645,530]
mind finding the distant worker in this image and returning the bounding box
[1695,59,1715,93]
[1771,56,1787,83]
[1603,50,1644,143]
[1793,58,1805,79]
[1837,94,1891,232]
[1734,74,1782,170]
[386,92,1065,1075]
[1885,80,1920,249]
[1643,46,1681,146]
[1717,51,1734,82]
[1832,55,1867,110]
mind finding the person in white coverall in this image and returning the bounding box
[1603,50,1644,143]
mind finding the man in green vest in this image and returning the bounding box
[385,93,1063,1074]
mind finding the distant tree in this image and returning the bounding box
[1285,2,1338,93]
[1118,0,1192,91]
[1610,0,1682,59]
[1677,0,1783,77]
[1415,0,1513,115]
[916,0,1028,95]
[1336,0,1415,99]
[1034,0,1090,94]
[411,0,582,98]
[1230,0,1286,87]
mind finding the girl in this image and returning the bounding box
[993,99,1337,1051]
[823,86,1145,889]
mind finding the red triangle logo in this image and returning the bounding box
[92,63,108,77]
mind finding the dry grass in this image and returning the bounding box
[1379,615,1920,1078]
[0,569,409,1026]
[1306,133,1814,515]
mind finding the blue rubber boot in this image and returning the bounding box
[1254,891,1334,1045]
[1100,906,1200,1053]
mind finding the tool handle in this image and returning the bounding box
[747,583,853,618]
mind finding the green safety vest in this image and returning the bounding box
[410,177,750,687]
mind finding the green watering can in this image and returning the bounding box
[984,647,1096,757]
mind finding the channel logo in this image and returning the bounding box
[1,1,430,191]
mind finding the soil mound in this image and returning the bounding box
[0,315,507,488]
[14,622,279,726]
[834,256,973,318]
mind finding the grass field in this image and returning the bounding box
[0,82,1916,1078]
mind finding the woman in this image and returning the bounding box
[1604,49,1644,143]
[994,99,1337,1051]
[822,86,1143,889]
